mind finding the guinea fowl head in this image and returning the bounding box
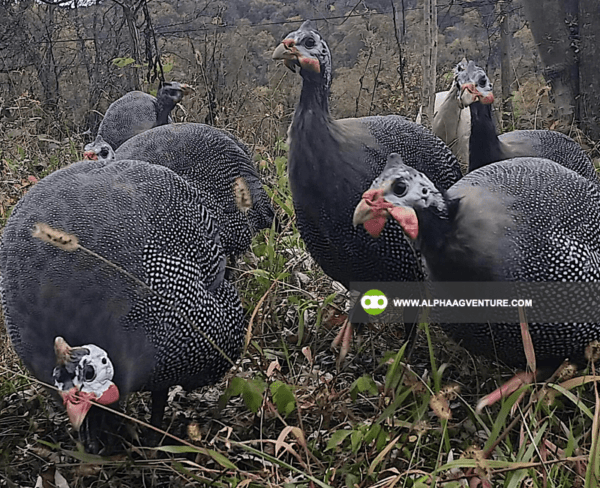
[157,81,193,105]
[52,337,120,431]
[353,153,446,240]
[455,60,494,107]
[83,135,115,162]
[272,21,332,88]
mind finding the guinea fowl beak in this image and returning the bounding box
[83,151,98,160]
[273,39,320,73]
[353,188,419,240]
[180,84,194,97]
[460,83,494,106]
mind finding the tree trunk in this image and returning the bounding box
[521,0,579,122]
[122,2,141,92]
[579,3,600,139]
[499,0,513,128]
[421,0,437,127]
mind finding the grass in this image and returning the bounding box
[1,117,600,487]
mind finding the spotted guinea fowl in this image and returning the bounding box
[354,153,600,372]
[272,21,461,284]
[97,81,192,150]
[115,123,275,258]
[455,60,598,183]
[83,134,115,162]
[0,159,243,453]
[272,21,461,355]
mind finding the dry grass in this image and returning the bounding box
[1,93,600,487]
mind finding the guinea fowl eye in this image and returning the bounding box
[83,363,96,382]
[479,77,488,88]
[304,37,316,48]
[392,179,408,197]
[99,149,108,158]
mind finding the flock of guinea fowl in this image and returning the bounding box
[1,20,600,453]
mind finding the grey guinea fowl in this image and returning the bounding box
[272,20,462,288]
[0,159,243,452]
[115,123,275,259]
[97,81,192,150]
[354,153,600,370]
[456,60,598,183]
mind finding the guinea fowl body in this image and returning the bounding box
[275,21,462,287]
[355,155,600,368]
[469,102,599,183]
[115,123,275,258]
[98,82,191,150]
[0,159,243,447]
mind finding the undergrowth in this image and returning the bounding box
[0,108,599,487]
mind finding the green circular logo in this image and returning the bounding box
[360,289,388,315]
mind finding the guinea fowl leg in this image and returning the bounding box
[331,319,354,368]
[150,389,169,429]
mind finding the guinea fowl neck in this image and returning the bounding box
[296,72,331,119]
[413,196,490,281]
[288,70,341,201]
[413,195,454,262]
[155,97,174,126]
[468,102,504,172]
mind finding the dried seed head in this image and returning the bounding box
[541,387,557,407]
[32,223,79,252]
[430,393,452,420]
[555,360,577,382]
[187,422,202,442]
[413,420,430,435]
[233,176,252,213]
[585,341,600,364]
[440,383,461,401]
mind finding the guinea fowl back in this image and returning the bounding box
[115,123,275,258]
[98,92,161,150]
[498,129,599,183]
[0,159,243,396]
[97,82,190,150]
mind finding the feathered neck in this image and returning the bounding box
[155,96,174,126]
[295,70,331,119]
[413,193,456,258]
[468,102,504,171]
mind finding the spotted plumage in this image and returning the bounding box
[355,154,600,368]
[0,159,243,446]
[456,60,598,183]
[97,81,192,150]
[115,123,275,258]
[273,21,462,287]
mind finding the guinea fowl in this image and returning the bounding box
[0,159,243,453]
[354,153,600,374]
[455,60,598,183]
[115,123,275,258]
[97,81,192,150]
[83,134,115,162]
[272,21,462,356]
